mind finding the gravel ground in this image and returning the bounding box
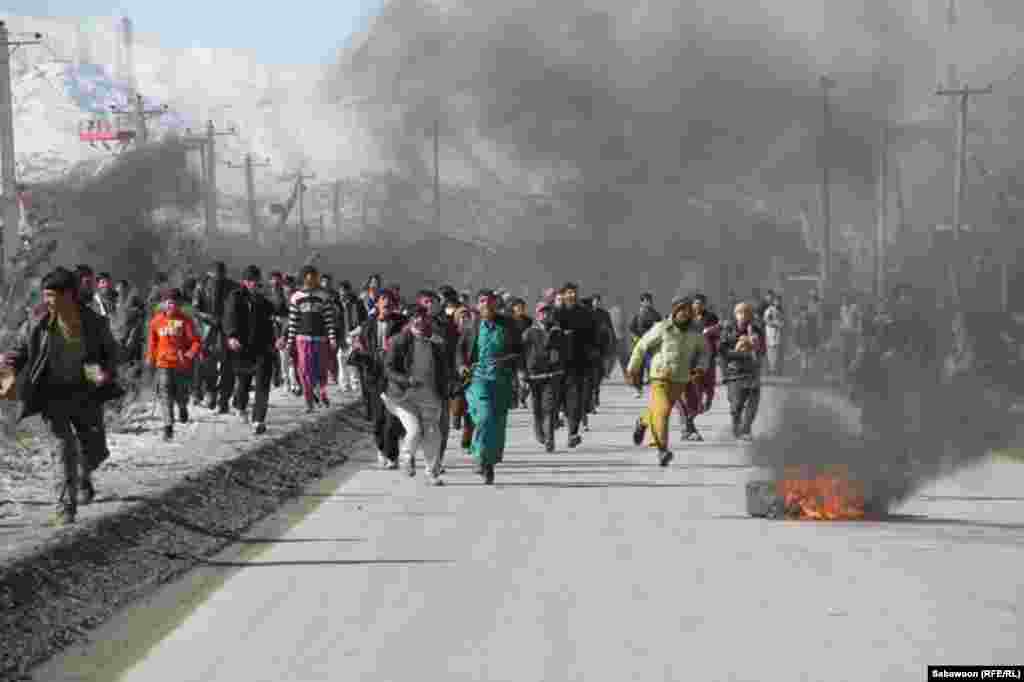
[0,383,372,681]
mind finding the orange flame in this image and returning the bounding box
[776,466,866,520]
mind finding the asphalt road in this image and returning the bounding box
[35,380,1024,682]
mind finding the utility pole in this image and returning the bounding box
[225,153,270,240]
[284,170,316,253]
[818,75,836,318]
[0,22,41,277]
[332,180,342,242]
[935,83,993,306]
[997,177,1015,313]
[186,120,237,238]
[433,119,441,234]
[876,123,888,299]
[110,93,167,145]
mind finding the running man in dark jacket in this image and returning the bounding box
[520,301,567,452]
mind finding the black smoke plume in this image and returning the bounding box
[325,0,936,298]
[747,307,1023,513]
[32,139,201,287]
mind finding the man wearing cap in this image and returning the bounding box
[520,301,567,452]
[1,267,123,525]
[224,266,279,434]
[456,289,524,484]
[627,297,708,466]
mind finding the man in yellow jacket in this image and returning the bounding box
[627,297,708,466]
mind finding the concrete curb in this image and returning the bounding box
[0,401,373,680]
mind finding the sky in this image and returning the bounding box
[9,0,385,65]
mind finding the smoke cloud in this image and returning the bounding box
[323,0,946,299]
[33,139,201,287]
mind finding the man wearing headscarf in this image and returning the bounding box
[627,297,708,466]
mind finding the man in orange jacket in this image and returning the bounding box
[147,288,201,441]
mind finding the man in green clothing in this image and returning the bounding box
[456,289,524,485]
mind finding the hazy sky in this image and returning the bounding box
[10,0,384,65]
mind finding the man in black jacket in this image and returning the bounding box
[193,261,239,413]
[554,282,597,448]
[520,301,567,452]
[349,289,408,468]
[1,268,123,525]
[508,297,533,409]
[719,301,767,440]
[337,279,367,394]
[267,270,289,388]
[590,294,616,405]
[223,265,278,435]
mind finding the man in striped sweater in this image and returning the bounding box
[286,265,338,411]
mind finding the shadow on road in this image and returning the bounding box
[194,558,453,568]
[447,481,735,489]
[915,495,1024,503]
[162,513,367,543]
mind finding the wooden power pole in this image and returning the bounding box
[876,123,888,299]
[283,171,316,254]
[110,92,167,145]
[935,83,993,306]
[332,180,342,242]
[185,120,236,238]
[0,22,41,277]
[225,153,270,240]
[818,75,836,323]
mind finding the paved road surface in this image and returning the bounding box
[36,381,1024,681]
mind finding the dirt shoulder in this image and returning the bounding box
[0,386,373,680]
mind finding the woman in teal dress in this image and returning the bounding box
[456,289,524,485]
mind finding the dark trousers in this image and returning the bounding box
[438,398,450,462]
[590,361,605,408]
[727,382,761,435]
[530,378,560,445]
[41,387,108,514]
[368,378,403,460]
[359,366,373,419]
[233,353,274,423]
[155,368,190,427]
[562,369,588,437]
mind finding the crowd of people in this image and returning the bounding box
[11,256,990,528]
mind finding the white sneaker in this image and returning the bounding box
[377,452,389,468]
